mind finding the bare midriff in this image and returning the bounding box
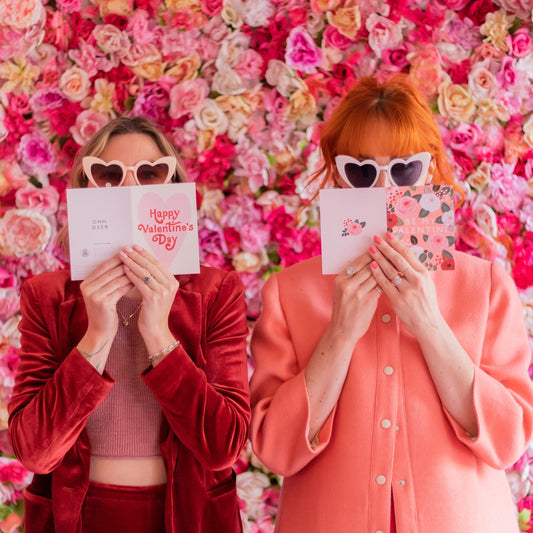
[89,456,167,486]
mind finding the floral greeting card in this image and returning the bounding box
[67,183,199,280]
[320,185,455,275]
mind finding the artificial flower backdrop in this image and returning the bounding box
[0,0,532,530]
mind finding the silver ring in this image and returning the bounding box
[144,276,153,284]
[392,275,402,286]
[346,266,356,277]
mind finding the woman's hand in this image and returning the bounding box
[119,245,179,363]
[329,251,382,343]
[369,233,477,436]
[368,234,444,337]
[78,255,134,372]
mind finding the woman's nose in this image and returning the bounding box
[122,169,137,186]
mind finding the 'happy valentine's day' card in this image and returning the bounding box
[67,183,199,280]
[320,184,455,275]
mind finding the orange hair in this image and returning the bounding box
[311,75,458,195]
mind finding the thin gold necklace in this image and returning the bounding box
[117,301,142,326]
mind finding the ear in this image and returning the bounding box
[425,160,435,185]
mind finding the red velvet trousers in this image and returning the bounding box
[82,481,166,533]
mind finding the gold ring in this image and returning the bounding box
[392,275,402,286]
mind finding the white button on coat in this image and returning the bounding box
[381,419,392,429]
[381,314,392,323]
[383,366,394,375]
[376,475,386,485]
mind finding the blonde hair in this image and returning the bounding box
[311,75,458,195]
[57,116,188,257]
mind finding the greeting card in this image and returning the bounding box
[67,183,199,280]
[320,185,455,275]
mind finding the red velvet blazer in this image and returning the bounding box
[8,266,251,533]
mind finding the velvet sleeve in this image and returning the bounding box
[249,274,336,477]
[142,270,250,471]
[444,260,533,469]
[7,279,114,474]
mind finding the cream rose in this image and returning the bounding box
[97,0,134,17]
[226,112,248,142]
[467,161,492,189]
[326,5,361,39]
[236,471,271,503]
[232,251,263,273]
[408,48,443,99]
[221,0,244,29]
[437,80,476,124]
[523,114,533,149]
[285,87,317,121]
[0,209,52,257]
[480,9,512,52]
[59,66,90,102]
[166,54,201,83]
[132,60,166,82]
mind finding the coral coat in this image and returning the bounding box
[250,252,533,533]
[9,267,250,533]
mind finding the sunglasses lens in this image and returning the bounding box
[390,160,422,186]
[137,163,170,185]
[344,163,377,188]
[90,163,124,187]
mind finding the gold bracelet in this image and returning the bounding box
[148,340,180,360]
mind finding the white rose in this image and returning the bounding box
[194,99,228,135]
[1,315,21,348]
[211,69,245,96]
[265,59,302,97]
[242,0,276,27]
[236,471,271,502]
[221,0,244,29]
[227,111,248,143]
[92,24,130,56]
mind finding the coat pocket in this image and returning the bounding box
[205,470,242,532]
[24,485,55,533]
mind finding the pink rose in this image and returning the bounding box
[366,13,404,57]
[285,27,323,74]
[70,110,109,147]
[234,49,264,80]
[169,79,209,119]
[446,123,482,155]
[15,185,60,216]
[426,233,447,252]
[0,0,44,29]
[200,0,223,16]
[508,28,531,58]
[322,25,354,51]
[239,222,270,253]
[17,131,57,178]
[0,161,28,190]
[0,209,52,257]
[394,196,420,217]
[55,0,83,13]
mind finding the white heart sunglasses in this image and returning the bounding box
[83,156,177,187]
[335,152,431,188]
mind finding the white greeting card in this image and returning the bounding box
[67,183,199,280]
[320,185,455,275]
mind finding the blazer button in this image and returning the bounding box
[381,313,392,323]
[376,475,386,485]
[381,419,392,429]
[383,366,394,375]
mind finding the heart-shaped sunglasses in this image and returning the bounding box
[82,156,177,187]
[335,152,431,188]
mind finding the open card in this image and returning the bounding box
[320,185,455,275]
[67,183,199,280]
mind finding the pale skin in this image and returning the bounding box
[305,154,477,444]
[77,133,179,485]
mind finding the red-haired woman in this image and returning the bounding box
[249,76,533,533]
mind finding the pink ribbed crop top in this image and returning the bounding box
[86,298,162,457]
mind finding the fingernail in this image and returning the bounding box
[373,235,382,244]
[371,261,378,269]
[386,232,394,239]
[133,244,143,251]
[369,245,377,254]
[124,246,133,253]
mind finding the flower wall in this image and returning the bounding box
[0,0,532,531]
